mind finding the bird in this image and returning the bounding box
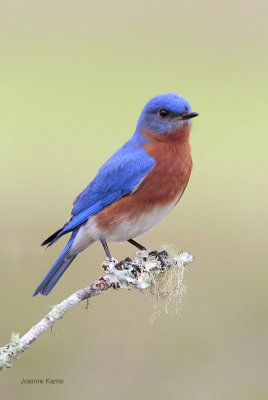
[33,93,198,296]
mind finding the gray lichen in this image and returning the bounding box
[103,247,194,320]
[149,248,193,321]
[0,332,26,370]
[48,295,78,322]
[0,247,194,371]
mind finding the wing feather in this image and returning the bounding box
[45,142,155,245]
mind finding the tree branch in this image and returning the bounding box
[0,248,193,371]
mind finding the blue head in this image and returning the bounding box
[136,93,198,135]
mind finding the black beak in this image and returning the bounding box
[181,111,199,120]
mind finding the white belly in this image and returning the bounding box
[70,192,182,253]
[105,201,177,242]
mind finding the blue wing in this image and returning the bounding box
[44,140,155,245]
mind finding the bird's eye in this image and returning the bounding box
[159,109,170,118]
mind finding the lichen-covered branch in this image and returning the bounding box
[0,248,193,371]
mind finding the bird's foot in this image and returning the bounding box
[149,250,168,268]
[114,257,141,275]
[114,257,132,269]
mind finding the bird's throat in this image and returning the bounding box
[141,122,191,144]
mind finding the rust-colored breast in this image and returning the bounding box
[94,123,192,233]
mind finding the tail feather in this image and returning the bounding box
[41,217,74,247]
[41,228,63,247]
[33,229,78,296]
[37,255,77,296]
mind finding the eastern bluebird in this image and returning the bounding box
[33,93,198,296]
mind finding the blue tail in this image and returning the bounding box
[33,229,78,296]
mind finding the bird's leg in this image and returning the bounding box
[127,238,146,250]
[126,239,147,271]
[100,238,113,262]
[128,239,167,267]
[100,239,140,273]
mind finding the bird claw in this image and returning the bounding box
[114,257,141,276]
[114,257,132,270]
[149,250,168,267]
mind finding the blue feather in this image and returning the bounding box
[47,142,155,244]
[72,140,154,216]
[33,229,78,296]
[35,92,195,296]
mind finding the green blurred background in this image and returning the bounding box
[1,0,267,398]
